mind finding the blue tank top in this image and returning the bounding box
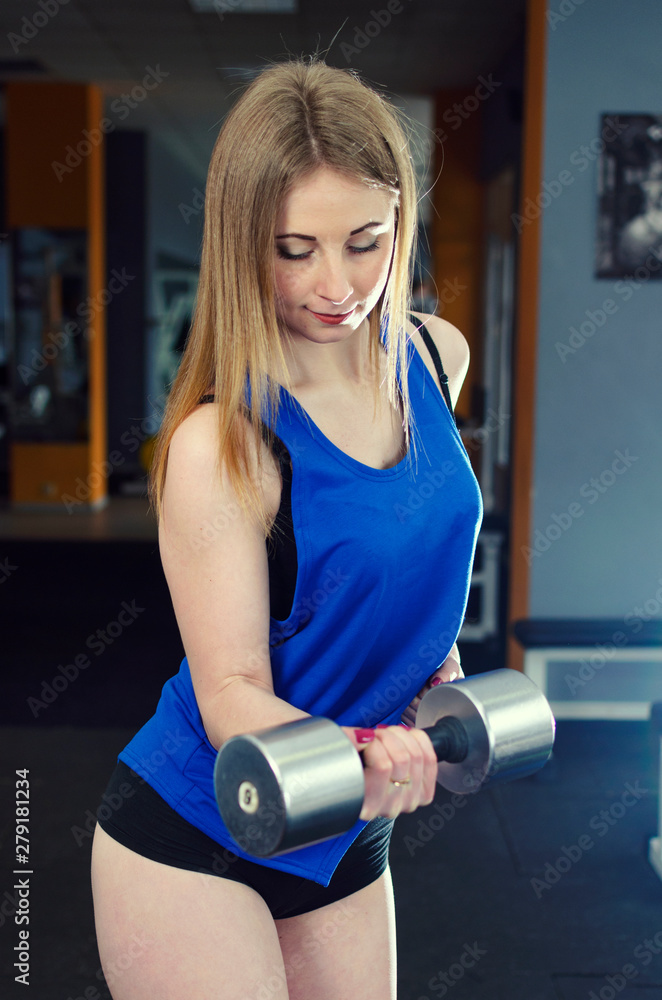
[118,327,483,885]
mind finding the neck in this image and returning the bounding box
[278,319,384,392]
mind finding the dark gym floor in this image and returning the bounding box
[1,532,661,999]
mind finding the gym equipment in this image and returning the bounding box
[214,668,555,857]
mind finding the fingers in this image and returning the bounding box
[400,699,420,728]
[340,726,390,820]
[345,657,462,820]
[408,727,439,804]
[357,726,438,821]
[400,654,464,726]
[357,733,394,820]
[341,726,379,752]
[430,654,464,685]
[419,655,464,698]
[418,649,465,701]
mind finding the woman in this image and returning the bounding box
[91,58,482,999]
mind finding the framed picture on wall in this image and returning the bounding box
[596,113,662,278]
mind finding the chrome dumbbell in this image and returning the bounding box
[214,668,556,858]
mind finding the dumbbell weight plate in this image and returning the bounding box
[416,668,555,794]
[214,716,365,857]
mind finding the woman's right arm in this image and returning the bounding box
[158,403,439,821]
[157,403,309,751]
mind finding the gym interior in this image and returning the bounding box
[1,1,661,997]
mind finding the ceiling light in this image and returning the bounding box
[189,0,297,12]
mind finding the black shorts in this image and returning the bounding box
[96,760,394,920]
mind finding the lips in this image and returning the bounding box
[307,307,354,325]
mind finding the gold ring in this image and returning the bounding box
[389,777,412,787]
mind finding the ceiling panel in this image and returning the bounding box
[0,0,525,176]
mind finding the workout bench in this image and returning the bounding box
[513,619,662,721]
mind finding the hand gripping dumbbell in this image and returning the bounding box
[213,668,555,858]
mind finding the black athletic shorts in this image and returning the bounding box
[96,759,394,920]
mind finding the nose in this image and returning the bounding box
[314,254,353,306]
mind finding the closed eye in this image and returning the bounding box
[276,240,380,261]
[276,247,312,261]
[351,241,380,254]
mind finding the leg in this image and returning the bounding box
[276,869,397,1000]
[91,823,290,1000]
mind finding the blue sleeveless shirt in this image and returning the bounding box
[118,329,483,885]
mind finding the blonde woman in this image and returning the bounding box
[91,58,482,999]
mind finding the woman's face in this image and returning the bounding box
[273,165,397,347]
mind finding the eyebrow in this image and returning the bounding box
[275,221,383,241]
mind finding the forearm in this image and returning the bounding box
[200,675,310,750]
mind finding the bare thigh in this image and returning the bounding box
[91,824,288,1000]
[91,824,396,1000]
[276,869,397,1000]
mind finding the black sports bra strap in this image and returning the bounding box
[413,317,455,420]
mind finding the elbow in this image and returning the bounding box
[201,674,276,750]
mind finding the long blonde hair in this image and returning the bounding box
[148,58,419,535]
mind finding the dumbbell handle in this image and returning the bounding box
[361,716,469,766]
[420,715,469,764]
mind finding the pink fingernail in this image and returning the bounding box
[431,678,443,687]
[376,724,390,729]
[355,728,375,743]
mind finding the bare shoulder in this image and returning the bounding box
[410,311,470,371]
[409,311,470,407]
[165,403,281,528]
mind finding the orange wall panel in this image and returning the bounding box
[5,82,93,228]
[86,86,107,502]
[6,82,108,505]
[10,442,95,506]
[432,90,484,419]
[507,0,548,670]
